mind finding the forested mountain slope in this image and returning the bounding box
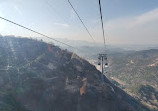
[107,49,158,111]
[0,36,149,111]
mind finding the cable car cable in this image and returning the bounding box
[98,0,106,49]
[67,0,95,42]
[0,16,77,49]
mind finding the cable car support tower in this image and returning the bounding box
[98,0,108,83]
[98,54,108,82]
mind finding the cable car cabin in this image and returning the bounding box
[98,56,101,65]
[104,58,108,66]
[105,62,108,66]
[98,61,101,65]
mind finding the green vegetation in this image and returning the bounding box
[106,49,158,111]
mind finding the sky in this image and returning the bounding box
[0,0,158,45]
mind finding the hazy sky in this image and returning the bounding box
[0,0,158,45]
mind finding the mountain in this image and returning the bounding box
[0,36,149,111]
[109,49,158,86]
[106,49,158,111]
[52,38,127,58]
[52,38,158,55]
[59,43,158,111]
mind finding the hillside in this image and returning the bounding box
[107,49,158,111]
[109,49,158,86]
[0,36,149,111]
[62,43,158,111]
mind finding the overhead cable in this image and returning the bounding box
[0,16,76,49]
[67,0,95,42]
[98,0,106,48]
